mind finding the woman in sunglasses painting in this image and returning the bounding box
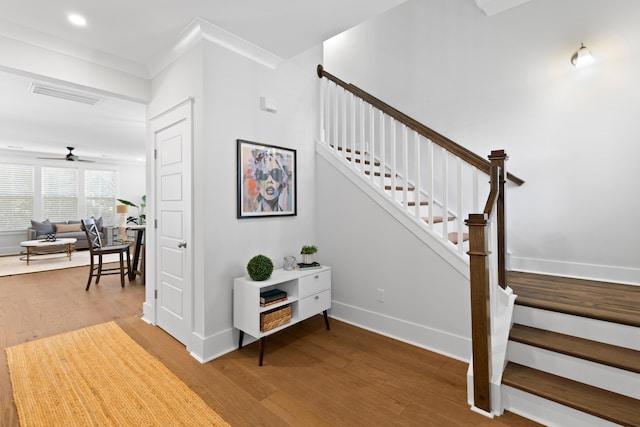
[245,148,293,213]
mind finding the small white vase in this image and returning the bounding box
[302,254,313,264]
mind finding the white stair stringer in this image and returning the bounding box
[348,145,469,246]
[316,140,470,276]
[508,341,640,399]
[513,305,640,350]
[502,386,623,427]
[501,304,640,426]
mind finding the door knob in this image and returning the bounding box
[178,241,187,248]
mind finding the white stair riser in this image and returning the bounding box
[513,305,640,351]
[501,385,622,427]
[508,341,640,399]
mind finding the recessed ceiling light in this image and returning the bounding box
[68,13,87,27]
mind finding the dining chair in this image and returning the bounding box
[81,218,132,290]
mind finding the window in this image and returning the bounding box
[85,169,116,225]
[42,167,78,221]
[0,163,34,230]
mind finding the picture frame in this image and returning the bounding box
[237,139,297,218]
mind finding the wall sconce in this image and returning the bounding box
[571,43,594,67]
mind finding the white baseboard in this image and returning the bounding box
[509,255,639,286]
[330,301,470,363]
[184,301,471,364]
[189,327,237,364]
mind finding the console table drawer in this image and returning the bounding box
[298,270,330,298]
[298,289,331,321]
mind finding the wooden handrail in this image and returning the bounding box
[317,65,524,186]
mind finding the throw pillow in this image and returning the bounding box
[30,219,54,235]
[94,216,103,232]
[55,223,83,233]
[79,217,103,232]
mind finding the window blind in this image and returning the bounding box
[85,169,116,225]
[42,167,78,221]
[0,163,34,230]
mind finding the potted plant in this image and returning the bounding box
[117,195,146,225]
[246,254,274,281]
[300,245,318,264]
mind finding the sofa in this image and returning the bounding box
[28,218,111,249]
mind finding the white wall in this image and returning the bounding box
[316,156,472,360]
[196,43,322,360]
[323,0,640,285]
[144,44,204,342]
[147,40,322,361]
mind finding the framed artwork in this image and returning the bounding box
[237,139,297,218]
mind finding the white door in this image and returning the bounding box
[150,100,193,346]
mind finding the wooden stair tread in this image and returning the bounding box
[385,185,414,191]
[447,232,469,244]
[331,145,362,155]
[503,363,640,427]
[422,216,454,224]
[406,201,429,206]
[510,324,640,374]
[507,271,640,327]
[363,170,392,178]
[345,157,380,166]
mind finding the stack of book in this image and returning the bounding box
[296,261,321,270]
[260,288,287,307]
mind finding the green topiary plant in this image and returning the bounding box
[300,245,318,255]
[246,254,274,281]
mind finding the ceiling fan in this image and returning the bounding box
[39,146,95,162]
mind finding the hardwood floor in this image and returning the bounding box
[0,266,539,426]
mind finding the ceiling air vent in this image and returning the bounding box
[29,83,103,105]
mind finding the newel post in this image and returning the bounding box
[466,213,492,413]
[488,150,508,289]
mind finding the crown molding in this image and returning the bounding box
[474,0,532,16]
[147,17,284,78]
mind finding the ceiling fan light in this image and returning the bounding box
[571,43,594,67]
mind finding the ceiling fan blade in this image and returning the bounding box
[38,146,94,162]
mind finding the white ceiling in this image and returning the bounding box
[0,0,408,163]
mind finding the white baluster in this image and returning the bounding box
[350,92,356,166]
[340,89,347,157]
[379,110,386,190]
[390,119,397,203]
[319,77,326,142]
[414,131,421,220]
[369,104,375,183]
[359,99,365,172]
[427,139,434,228]
[402,125,409,209]
[456,156,464,253]
[442,149,449,242]
[331,85,340,150]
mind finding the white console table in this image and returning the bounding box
[233,266,331,365]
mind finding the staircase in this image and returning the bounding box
[503,271,640,426]
[316,65,640,426]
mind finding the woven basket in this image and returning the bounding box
[260,305,292,332]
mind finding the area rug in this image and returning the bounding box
[5,322,230,426]
[0,252,121,277]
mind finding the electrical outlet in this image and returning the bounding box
[377,288,384,302]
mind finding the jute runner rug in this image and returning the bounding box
[5,322,230,426]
